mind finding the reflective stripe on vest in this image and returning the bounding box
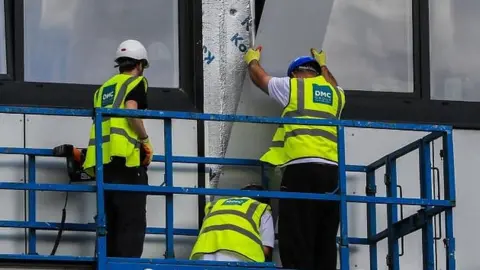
[200,224,263,247]
[88,127,139,147]
[100,76,138,123]
[203,200,263,246]
[190,198,268,262]
[283,79,343,119]
[89,76,140,146]
[260,76,344,165]
[270,78,343,148]
[83,74,146,174]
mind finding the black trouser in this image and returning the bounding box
[103,158,148,258]
[278,163,340,270]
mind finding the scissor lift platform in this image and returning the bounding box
[0,106,456,270]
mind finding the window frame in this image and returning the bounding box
[0,0,203,112]
[254,0,480,129]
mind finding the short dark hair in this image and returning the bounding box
[115,57,144,73]
[242,184,270,205]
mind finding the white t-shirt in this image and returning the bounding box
[199,210,275,262]
[267,76,345,167]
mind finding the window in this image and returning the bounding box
[252,0,478,127]
[0,0,6,74]
[24,0,179,88]
[0,0,200,110]
[430,0,480,102]
[323,0,414,92]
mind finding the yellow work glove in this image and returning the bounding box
[140,137,154,167]
[244,46,262,65]
[310,48,327,67]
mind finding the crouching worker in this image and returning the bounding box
[190,184,275,263]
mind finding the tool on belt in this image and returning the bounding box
[52,144,95,182]
[50,144,148,256]
[49,144,95,256]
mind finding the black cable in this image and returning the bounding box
[50,180,70,256]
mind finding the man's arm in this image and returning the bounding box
[321,66,338,88]
[260,210,275,261]
[244,46,273,95]
[247,60,272,94]
[125,101,148,139]
[310,48,339,88]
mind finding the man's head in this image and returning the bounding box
[241,184,270,205]
[287,56,321,78]
[114,39,150,76]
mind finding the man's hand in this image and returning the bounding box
[244,46,263,65]
[140,137,153,166]
[310,48,326,67]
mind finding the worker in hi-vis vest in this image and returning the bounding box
[190,184,275,263]
[244,46,345,270]
[83,39,154,258]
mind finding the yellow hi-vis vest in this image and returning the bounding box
[190,197,271,262]
[83,74,148,176]
[260,76,345,166]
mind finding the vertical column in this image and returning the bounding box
[337,126,350,270]
[94,111,107,270]
[366,171,377,270]
[442,131,456,270]
[420,140,434,270]
[261,164,269,190]
[27,155,37,255]
[385,159,400,270]
[164,118,175,258]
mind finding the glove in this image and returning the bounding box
[244,46,262,65]
[140,137,153,167]
[310,48,326,67]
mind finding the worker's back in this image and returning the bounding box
[190,197,271,262]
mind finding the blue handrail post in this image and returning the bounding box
[419,139,434,270]
[442,131,456,270]
[337,125,350,270]
[94,110,107,270]
[385,158,400,270]
[27,155,37,255]
[0,106,458,269]
[366,170,377,270]
[164,118,175,258]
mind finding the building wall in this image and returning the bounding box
[0,114,199,261]
[202,0,476,269]
[0,0,476,270]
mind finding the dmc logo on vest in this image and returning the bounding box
[101,84,116,107]
[222,198,248,206]
[312,84,333,105]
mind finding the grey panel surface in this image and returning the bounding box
[0,114,26,254]
[25,115,94,256]
[25,116,198,259]
[217,0,335,266]
[251,0,334,77]
[218,0,335,190]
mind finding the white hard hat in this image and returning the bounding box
[115,39,149,68]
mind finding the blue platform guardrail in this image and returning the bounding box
[0,106,456,270]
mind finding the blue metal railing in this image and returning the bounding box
[0,106,456,270]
